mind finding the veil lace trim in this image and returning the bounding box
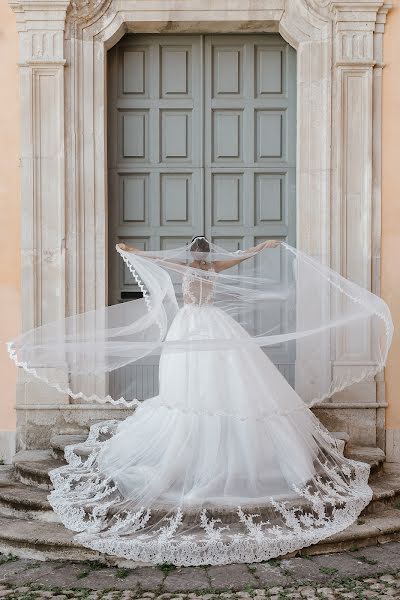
[48,419,373,567]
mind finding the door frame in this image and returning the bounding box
[10,0,390,451]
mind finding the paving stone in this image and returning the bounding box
[381,574,396,581]
[250,563,290,586]
[0,558,42,582]
[163,567,209,592]
[130,566,165,590]
[0,553,399,597]
[28,563,94,588]
[208,564,257,591]
[384,541,400,557]
[76,568,144,591]
[277,557,328,583]
[70,565,164,592]
[298,586,316,598]
[312,552,386,578]
[315,588,335,599]
[348,544,400,571]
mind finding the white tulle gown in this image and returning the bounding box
[48,265,373,566]
[97,288,317,503]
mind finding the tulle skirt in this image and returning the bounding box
[48,305,373,566]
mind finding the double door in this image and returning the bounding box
[107,33,297,397]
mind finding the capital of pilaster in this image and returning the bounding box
[329,1,389,64]
[376,2,392,34]
[9,0,70,64]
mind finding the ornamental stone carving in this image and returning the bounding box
[67,0,110,24]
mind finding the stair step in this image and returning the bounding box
[0,480,59,522]
[0,515,102,562]
[300,507,400,556]
[13,451,64,490]
[3,459,400,523]
[50,433,89,460]
[344,445,386,474]
[363,469,400,515]
[0,505,399,564]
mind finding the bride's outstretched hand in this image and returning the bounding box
[258,240,281,251]
[116,242,128,251]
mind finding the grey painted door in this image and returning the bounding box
[108,34,296,398]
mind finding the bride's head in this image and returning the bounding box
[189,236,211,268]
[191,236,210,253]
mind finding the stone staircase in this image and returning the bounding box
[0,432,399,565]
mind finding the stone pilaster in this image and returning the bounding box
[314,1,390,449]
[9,0,70,450]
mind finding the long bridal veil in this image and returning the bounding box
[7,240,393,565]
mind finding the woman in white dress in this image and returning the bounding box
[8,236,393,566]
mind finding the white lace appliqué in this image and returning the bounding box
[48,419,372,567]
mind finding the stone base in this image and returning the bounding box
[312,403,386,448]
[386,428,400,462]
[0,430,16,464]
[16,404,133,451]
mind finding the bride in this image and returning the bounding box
[8,236,393,566]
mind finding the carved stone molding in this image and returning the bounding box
[330,1,387,63]
[67,0,110,26]
[9,0,69,63]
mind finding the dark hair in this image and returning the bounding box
[191,236,210,253]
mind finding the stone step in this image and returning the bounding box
[14,440,371,492]
[50,433,89,461]
[362,466,400,515]
[344,445,386,474]
[6,457,400,522]
[49,430,350,459]
[301,507,400,556]
[0,479,59,522]
[13,451,64,491]
[0,505,399,564]
[0,515,103,562]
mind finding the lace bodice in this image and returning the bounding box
[182,267,216,306]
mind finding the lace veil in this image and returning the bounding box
[7,239,393,411]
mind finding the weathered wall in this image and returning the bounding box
[0,3,20,462]
[382,1,400,461]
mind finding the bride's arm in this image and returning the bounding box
[212,240,280,273]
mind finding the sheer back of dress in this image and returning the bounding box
[182,266,215,306]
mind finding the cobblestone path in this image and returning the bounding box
[0,542,399,599]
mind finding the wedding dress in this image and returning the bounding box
[7,240,393,566]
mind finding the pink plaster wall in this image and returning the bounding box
[382,1,400,429]
[0,3,20,432]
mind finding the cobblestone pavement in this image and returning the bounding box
[0,542,399,599]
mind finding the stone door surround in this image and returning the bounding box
[8,0,392,451]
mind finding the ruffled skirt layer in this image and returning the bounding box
[48,306,372,566]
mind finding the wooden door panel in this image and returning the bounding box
[108,33,297,398]
[205,35,297,378]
